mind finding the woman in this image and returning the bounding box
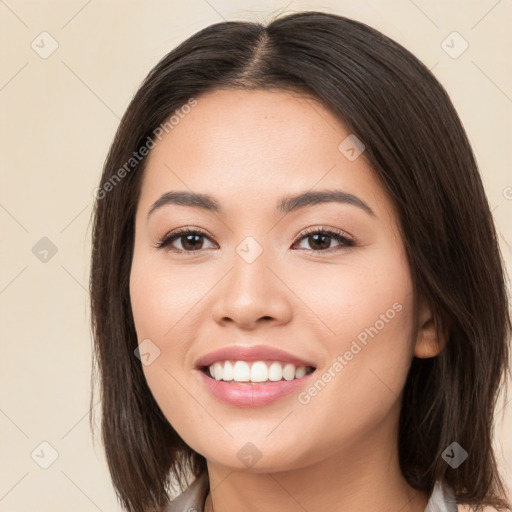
[89,11,511,512]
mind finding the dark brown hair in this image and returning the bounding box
[89,11,511,512]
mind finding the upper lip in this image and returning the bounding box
[195,345,317,369]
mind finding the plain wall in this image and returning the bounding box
[1,1,510,510]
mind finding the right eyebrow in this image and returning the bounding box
[147,191,222,220]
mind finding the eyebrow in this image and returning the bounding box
[147,189,375,219]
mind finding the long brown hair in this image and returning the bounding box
[89,11,511,512]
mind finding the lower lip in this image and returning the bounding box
[197,369,316,407]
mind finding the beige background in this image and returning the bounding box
[1,0,511,510]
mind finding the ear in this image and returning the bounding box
[414,300,448,358]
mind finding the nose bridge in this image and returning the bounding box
[228,234,274,303]
[211,234,291,328]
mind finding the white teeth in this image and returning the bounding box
[295,366,307,378]
[283,363,296,381]
[206,360,312,383]
[233,361,251,382]
[223,360,234,381]
[250,361,268,382]
[268,361,283,381]
[213,362,223,381]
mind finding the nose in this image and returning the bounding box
[211,245,293,331]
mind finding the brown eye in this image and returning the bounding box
[293,228,354,252]
[156,228,216,252]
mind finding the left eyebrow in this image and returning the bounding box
[147,188,375,220]
[277,189,375,217]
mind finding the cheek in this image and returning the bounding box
[129,259,205,446]
[288,243,413,356]
[289,247,415,417]
[289,287,414,463]
[129,255,206,342]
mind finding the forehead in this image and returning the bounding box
[152,87,347,158]
[138,88,389,218]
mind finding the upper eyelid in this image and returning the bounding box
[298,225,352,239]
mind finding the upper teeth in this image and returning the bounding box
[208,361,311,383]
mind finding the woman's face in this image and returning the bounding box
[130,88,434,472]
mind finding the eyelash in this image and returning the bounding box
[154,226,356,254]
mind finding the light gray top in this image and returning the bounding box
[163,472,458,511]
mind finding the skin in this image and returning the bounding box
[129,88,445,512]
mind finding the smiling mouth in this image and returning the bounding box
[200,360,316,384]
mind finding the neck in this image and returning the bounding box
[205,464,428,512]
[203,410,429,512]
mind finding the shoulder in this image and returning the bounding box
[425,481,458,512]
[160,472,209,512]
[457,506,501,511]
